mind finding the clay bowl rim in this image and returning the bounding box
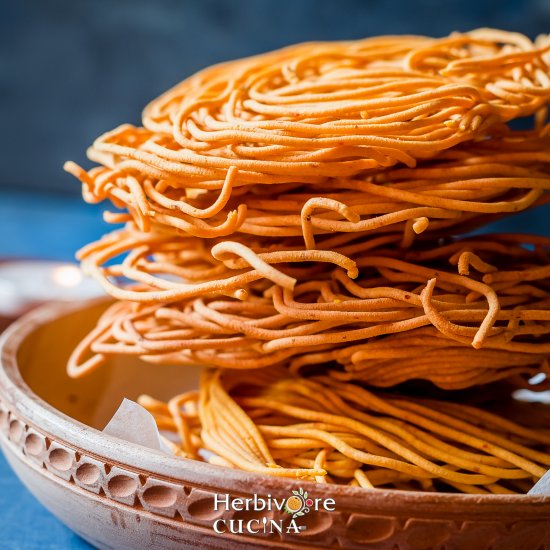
[1,297,549,513]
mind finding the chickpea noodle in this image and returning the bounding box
[66,29,550,493]
[136,369,550,493]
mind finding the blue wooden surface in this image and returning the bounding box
[0,452,91,549]
[0,191,104,548]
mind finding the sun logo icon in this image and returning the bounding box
[284,488,314,518]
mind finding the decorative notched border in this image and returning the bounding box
[0,397,549,549]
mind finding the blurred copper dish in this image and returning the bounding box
[0,299,549,549]
[0,259,102,332]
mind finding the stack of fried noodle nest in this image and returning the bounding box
[66,29,550,493]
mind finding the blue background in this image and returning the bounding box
[0,0,549,548]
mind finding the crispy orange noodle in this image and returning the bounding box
[65,29,550,494]
[68,233,550,390]
[138,368,550,493]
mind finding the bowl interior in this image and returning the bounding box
[16,300,201,429]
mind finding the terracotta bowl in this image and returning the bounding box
[1,300,550,549]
